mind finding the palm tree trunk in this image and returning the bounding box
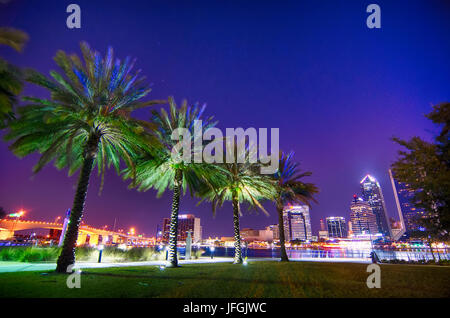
[277,201,289,262]
[55,134,100,273]
[428,238,436,262]
[232,194,242,264]
[167,169,183,267]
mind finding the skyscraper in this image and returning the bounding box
[267,224,279,240]
[389,169,427,237]
[360,174,391,238]
[162,214,202,243]
[326,216,347,238]
[350,195,378,235]
[283,205,312,241]
[320,219,326,231]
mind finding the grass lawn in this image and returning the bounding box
[0,261,449,298]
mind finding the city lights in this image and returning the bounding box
[0,0,448,304]
[8,209,26,218]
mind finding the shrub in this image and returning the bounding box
[193,249,205,259]
[75,246,97,261]
[0,247,61,262]
[0,246,178,263]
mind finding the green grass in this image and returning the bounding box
[0,261,449,298]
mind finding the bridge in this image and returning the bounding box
[0,219,154,246]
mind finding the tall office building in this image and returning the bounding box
[283,205,312,241]
[350,195,378,235]
[326,216,347,238]
[162,214,202,243]
[240,228,260,240]
[320,219,326,231]
[267,224,279,240]
[389,169,427,237]
[360,174,391,238]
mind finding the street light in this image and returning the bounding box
[210,246,215,259]
[9,209,26,239]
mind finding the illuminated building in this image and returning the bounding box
[268,224,279,240]
[389,169,427,237]
[240,226,276,242]
[162,214,202,243]
[326,216,347,238]
[320,219,326,231]
[360,174,391,238]
[241,228,259,241]
[350,195,378,235]
[318,230,328,240]
[283,205,312,241]
[348,221,353,236]
[259,226,275,242]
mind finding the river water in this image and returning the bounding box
[186,246,450,261]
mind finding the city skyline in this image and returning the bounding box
[1,1,449,238]
[0,169,422,238]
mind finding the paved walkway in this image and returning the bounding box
[0,257,371,273]
[0,258,235,273]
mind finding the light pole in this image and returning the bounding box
[98,244,104,263]
[210,246,215,259]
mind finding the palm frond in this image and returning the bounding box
[5,42,161,191]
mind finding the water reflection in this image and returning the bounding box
[196,246,450,261]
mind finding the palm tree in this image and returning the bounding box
[5,42,161,272]
[0,27,29,127]
[0,206,6,219]
[273,152,318,261]
[199,143,276,264]
[123,96,219,267]
[0,27,29,52]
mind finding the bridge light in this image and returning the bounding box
[8,209,26,218]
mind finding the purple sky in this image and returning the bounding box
[0,0,449,237]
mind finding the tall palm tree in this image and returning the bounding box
[5,42,160,272]
[0,27,29,127]
[199,143,276,264]
[123,96,219,267]
[273,152,318,261]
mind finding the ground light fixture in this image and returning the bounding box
[210,246,215,259]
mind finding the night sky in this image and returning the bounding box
[0,0,449,238]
